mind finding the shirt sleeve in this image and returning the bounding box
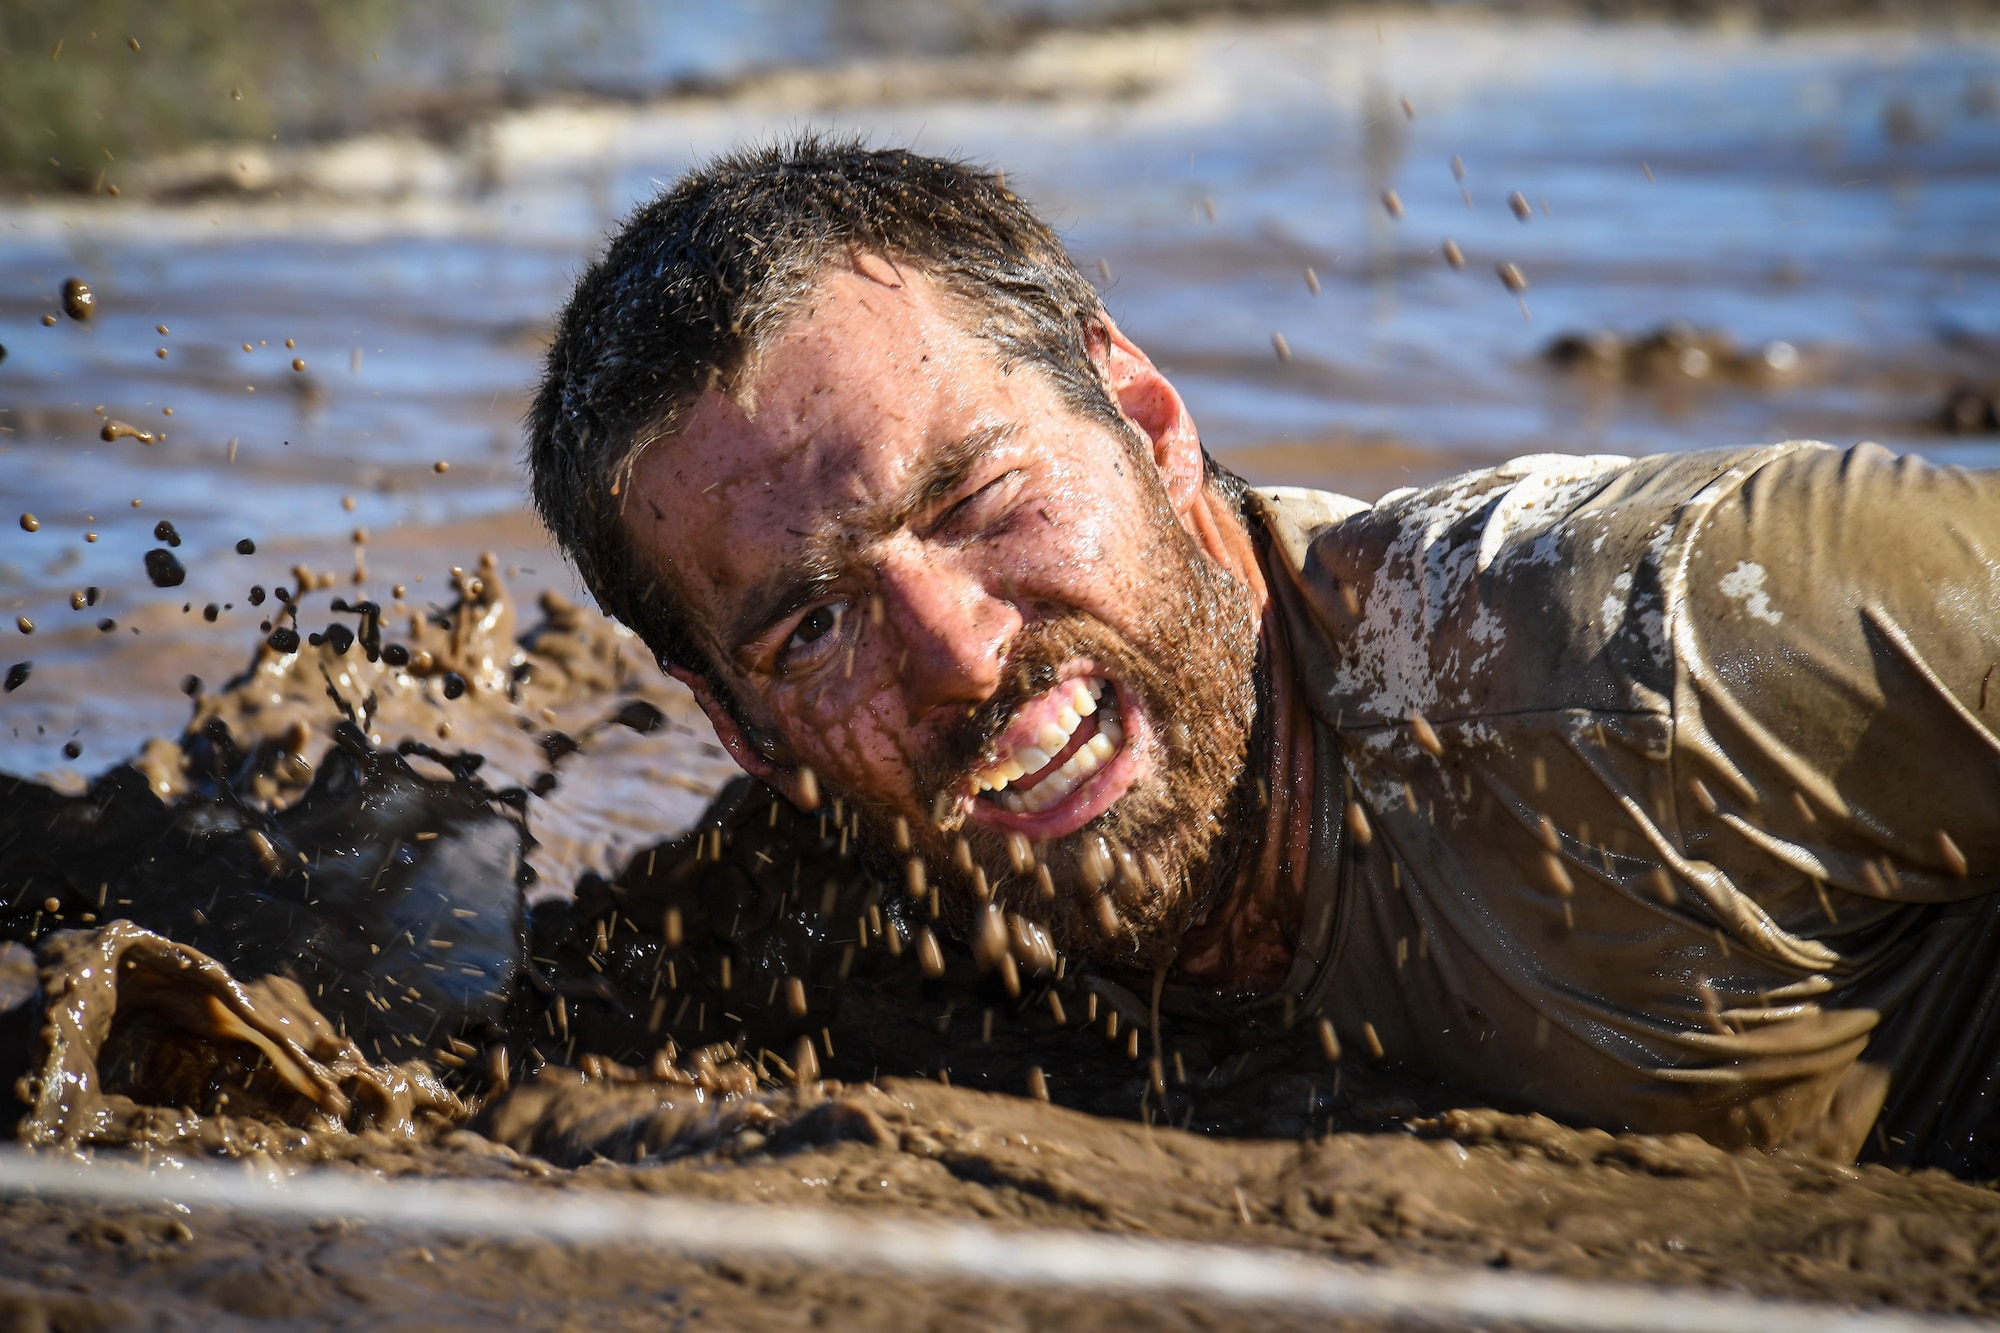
[1669,441,2000,923]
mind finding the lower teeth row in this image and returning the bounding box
[994,701,1123,815]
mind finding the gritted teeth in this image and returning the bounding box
[972,677,1124,813]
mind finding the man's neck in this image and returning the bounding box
[1169,494,1317,993]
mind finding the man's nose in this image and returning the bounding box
[877,550,1020,716]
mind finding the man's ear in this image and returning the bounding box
[1087,311,1205,517]
[666,665,807,801]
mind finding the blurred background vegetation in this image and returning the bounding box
[0,0,416,193]
[3,0,1993,193]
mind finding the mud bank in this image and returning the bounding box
[5,1080,2000,1329]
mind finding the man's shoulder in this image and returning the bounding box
[1251,485,1373,534]
[1251,444,1831,723]
[1256,443,1821,534]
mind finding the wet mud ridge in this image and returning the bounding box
[4,568,2000,1328]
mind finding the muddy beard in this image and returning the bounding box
[855,487,1262,971]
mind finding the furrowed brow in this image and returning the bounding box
[888,420,1018,530]
[724,420,1017,657]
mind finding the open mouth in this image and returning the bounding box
[967,675,1133,833]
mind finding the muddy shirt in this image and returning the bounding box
[1255,441,2000,1168]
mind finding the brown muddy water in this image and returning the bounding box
[2,9,2000,1329]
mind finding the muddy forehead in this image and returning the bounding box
[625,267,1030,630]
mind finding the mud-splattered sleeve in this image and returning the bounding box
[1670,441,2000,919]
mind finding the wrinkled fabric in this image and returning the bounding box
[1255,442,2000,1169]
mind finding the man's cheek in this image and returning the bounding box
[773,691,921,805]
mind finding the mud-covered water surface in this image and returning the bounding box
[4,8,2000,1329]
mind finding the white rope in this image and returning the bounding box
[0,1149,1977,1333]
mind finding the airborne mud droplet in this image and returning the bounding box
[3,662,28,692]
[61,277,94,322]
[144,549,187,588]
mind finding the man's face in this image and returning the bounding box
[626,261,1259,965]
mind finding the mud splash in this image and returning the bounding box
[18,922,465,1156]
[6,557,2000,1325]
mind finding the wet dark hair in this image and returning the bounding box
[527,133,1152,683]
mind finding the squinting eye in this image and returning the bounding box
[787,603,844,654]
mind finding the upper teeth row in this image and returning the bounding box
[993,712,1123,814]
[973,678,1109,794]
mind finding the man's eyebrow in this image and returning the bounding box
[886,420,1018,531]
[724,420,1018,658]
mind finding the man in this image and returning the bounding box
[528,137,2000,1170]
